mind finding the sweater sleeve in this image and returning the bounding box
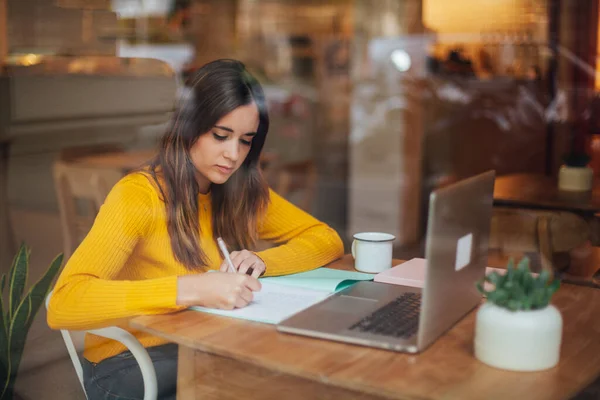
[256,189,344,276]
[47,176,183,331]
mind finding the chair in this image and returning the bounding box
[45,291,158,400]
[489,207,590,273]
[53,147,124,259]
[274,159,317,213]
[51,146,157,399]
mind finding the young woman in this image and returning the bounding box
[48,59,344,400]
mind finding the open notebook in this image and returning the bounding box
[190,268,374,324]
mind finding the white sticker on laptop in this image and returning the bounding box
[455,233,473,271]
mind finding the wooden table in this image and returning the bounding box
[494,173,600,215]
[130,255,600,400]
[493,173,600,280]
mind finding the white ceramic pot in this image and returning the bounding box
[474,302,563,371]
[558,165,593,191]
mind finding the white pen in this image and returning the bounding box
[217,237,237,274]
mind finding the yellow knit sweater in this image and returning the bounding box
[47,172,344,363]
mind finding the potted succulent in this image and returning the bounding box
[474,257,562,371]
[1,244,63,399]
[558,149,593,191]
[558,120,593,192]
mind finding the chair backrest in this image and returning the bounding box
[274,159,317,212]
[53,152,123,260]
[45,291,88,399]
[490,207,590,273]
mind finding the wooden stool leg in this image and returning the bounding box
[537,216,554,277]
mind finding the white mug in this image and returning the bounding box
[351,232,395,273]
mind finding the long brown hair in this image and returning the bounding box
[149,59,270,269]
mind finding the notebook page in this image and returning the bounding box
[190,281,332,324]
[259,268,374,292]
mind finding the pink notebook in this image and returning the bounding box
[374,258,506,288]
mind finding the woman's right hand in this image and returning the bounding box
[176,272,261,309]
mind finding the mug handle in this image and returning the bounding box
[351,239,356,259]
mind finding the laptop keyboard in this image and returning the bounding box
[348,292,421,339]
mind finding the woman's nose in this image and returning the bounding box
[223,142,239,162]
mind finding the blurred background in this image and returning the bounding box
[1,0,600,398]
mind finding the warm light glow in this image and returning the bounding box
[18,54,42,66]
[424,0,526,33]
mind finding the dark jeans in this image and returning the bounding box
[82,343,178,400]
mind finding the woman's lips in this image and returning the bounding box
[216,165,234,174]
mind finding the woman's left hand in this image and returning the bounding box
[219,249,266,278]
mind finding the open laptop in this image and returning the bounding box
[277,170,495,353]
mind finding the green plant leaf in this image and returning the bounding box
[8,244,29,321]
[522,272,534,296]
[517,257,529,272]
[496,271,507,288]
[5,253,63,396]
[485,272,503,287]
[0,286,8,398]
[0,273,5,294]
[521,295,533,310]
[476,281,487,296]
[516,258,530,288]
[1,250,63,399]
[547,279,561,296]
[0,274,6,337]
[516,257,530,272]
[477,256,559,312]
[512,284,526,302]
[537,270,551,287]
[506,258,515,280]
[23,253,63,330]
[6,295,31,398]
[488,288,509,304]
[507,299,521,311]
[531,288,547,309]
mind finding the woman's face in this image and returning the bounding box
[190,102,259,193]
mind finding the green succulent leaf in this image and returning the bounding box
[507,299,521,311]
[531,288,544,309]
[23,253,63,330]
[1,247,63,399]
[506,258,515,279]
[476,281,486,295]
[6,295,32,398]
[537,270,551,287]
[522,273,534,295]
[512,284,526,302]
[0,288,7,396]
[476,256,559,311]
[487,288,509,304]
[8,244,29,321]
[517,257,529,272]
[521,295,533,310]
[486,272,503,287]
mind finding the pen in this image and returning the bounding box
[217,237,237,274]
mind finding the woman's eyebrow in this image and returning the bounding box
[214,125,233,133]
[214,125,256,136]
